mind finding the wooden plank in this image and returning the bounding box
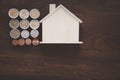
[0,0,120,80]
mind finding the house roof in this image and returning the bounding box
[40,4,83,23]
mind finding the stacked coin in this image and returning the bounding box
[20,20,29,29]
[19,9,29,19]
[32,38,39,46]
[30,20,39,29]
[29,9,40,44]
[12,39,18,46]
[18,38,25,46]
[8,8,40,46]
[8,8,19,18]
[30,9,40,19]
[9,19,19,29]
[10,29,20,39]
[30,29,39,38]
[25,38,32,45]
[21,30,29,38]
[11,38,40,46]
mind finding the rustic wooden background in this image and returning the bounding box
[0,0,120,80]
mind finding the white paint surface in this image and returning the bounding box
[40,4,83,44]
[49,4,56,13]
[42,6,81,43]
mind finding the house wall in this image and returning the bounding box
[42,8,80,43]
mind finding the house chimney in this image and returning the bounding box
[49,4,56,13]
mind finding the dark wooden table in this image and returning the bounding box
[0,0,120,80]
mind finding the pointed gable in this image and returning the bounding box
[40,4,83,23]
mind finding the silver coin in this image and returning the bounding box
[20,20,29,29]
[10,29,20,39]
[19,9,29,19]
[30,20,40,29]
[8,8,19,18]
[30,9,40,19]
[30,30,39,38]
[9,19,19,29]
[21,30,29,38]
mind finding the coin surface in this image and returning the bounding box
[30,9,40,19]
[21,30,29,38]
[32,38,39,46]
[25,38,31,45]
[30,20,39,29]
[30,29,39,38]
[10,29,20,39]
[19,9,29,19]
[9,19,19,29]
[12,39,18,46]
[20,19,29,29]
[18,38,25,46]
[8,8,19,18]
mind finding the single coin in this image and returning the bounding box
[18,38,25,46]
[10,29,20,39]
[20,19,29,29]
[25,38,32,45]
[30,29,39,38]
[8,8,19,18]
[19,9,29,19]
[12,39,18,46]
[9,19,19,29]
[21,30,29,38]
[30,20,39,29]
[32,38,39,46]
[30,9,40,19]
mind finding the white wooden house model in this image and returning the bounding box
[40,4,83,44]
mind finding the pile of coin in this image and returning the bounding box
[8,8,40,46]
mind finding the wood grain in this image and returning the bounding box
[0,0,120,80]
